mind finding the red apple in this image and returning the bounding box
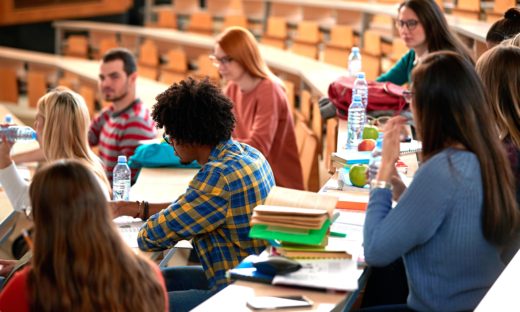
[358,139,376,151]
[349,164,369,187]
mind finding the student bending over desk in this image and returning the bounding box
[363,51,520,311]
[376,0,473,86]
[0,160,167,311]
[111,78,275,312]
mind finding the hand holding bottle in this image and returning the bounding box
[0,124,15,169]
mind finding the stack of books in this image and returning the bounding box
[249,187,338,246]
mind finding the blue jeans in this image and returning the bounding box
[161,266,217,312]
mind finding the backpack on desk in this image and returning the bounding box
[328,76,408,120]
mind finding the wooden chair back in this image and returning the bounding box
[65,35,89,58]
[157,9,177,29]
[187,11,214,36]
[27,70,47,108]
[0,67,18,104]
[311,100,323,156]
[222,15,248,29]
[297,120,320,191]
[325,117,338,173]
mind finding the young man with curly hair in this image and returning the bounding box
[111,78,275,312]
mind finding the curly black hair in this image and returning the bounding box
[151,77,235,146]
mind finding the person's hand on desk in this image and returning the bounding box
[0,132,15,169]
[109,200,139,218]
[0,259,17,277]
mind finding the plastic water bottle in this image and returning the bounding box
[353,72,368,110]
[368,133,384,182]
[346,94,365,150]
[348,47,362,77]
[113,155,131,201]
[0,126,37,143]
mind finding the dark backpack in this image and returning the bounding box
[328,76,408,120]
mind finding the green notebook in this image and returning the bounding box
[249,219,330,246]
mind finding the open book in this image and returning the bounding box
[249,187,338,245]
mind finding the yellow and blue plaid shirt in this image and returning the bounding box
[138,139,274,289]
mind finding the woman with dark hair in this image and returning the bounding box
[363,51,519,311]
[213,26,304,190]
[486,8,520,48]
[377,0,473,85]
[0,160,168,311]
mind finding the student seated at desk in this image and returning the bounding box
[485,8,520,48]
[476,46,520,216]
[213,26,304,190]
[0,87,110,211]
[0,160,168,311]
[376,0,473,86]
[111,78,275,312]
[363,51,520,311]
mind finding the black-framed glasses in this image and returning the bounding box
[162,132,173,145]
[209,54,234,67]
[395,19,420,31]
[402,90,414,103]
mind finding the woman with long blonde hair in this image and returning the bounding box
[0,159,167,311]
[213,26,304,190]
[0,87,110,212]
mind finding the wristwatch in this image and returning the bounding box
[370,180,393,191]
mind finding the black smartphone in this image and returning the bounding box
[246,295,313,310]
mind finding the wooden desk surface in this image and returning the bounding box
[52,20,348,96]
[475,249,520,311]
[192,280,348,312]
[0,46,168,110]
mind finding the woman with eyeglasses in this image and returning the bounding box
[0,87,110,212]
[212,26,304,190]
[362,51,519,311]
[376,0,473,86]
[0,160,168,311]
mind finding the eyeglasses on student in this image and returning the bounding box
[209,54,234,67]
[395,19,420,31]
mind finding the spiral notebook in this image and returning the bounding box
[399,141,422,156]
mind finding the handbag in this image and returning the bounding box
[328,76,408,120]
[0,211,33,260]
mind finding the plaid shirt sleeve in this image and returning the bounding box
[137,166,230,251]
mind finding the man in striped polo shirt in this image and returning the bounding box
[89,48,156,184]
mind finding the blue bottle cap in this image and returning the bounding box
[357,72,366,79]
[351,47,360,53]
[117,155,127,163]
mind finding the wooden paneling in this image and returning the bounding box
[0,0,131,26]
[0,67,18,104]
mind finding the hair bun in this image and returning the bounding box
[504,8,520,20]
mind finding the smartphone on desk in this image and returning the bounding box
[246,295,313,310]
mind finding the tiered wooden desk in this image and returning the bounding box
[0,46,168,111]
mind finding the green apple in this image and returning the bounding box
[362,125,379,140]
[349,164,369,187]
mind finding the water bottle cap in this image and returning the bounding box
[353,94,362,102]
[352,47,360,53]
[31,130,37,140]
[356,72,366,79]
[4,114,13,124]
[117,155,127,163]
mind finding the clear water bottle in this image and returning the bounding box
[0,126,37,143]
[348,47,362,77]
[368,133,384,182]
[353,72,368,110]
[113,155,131,201]
[346,94,365,150]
